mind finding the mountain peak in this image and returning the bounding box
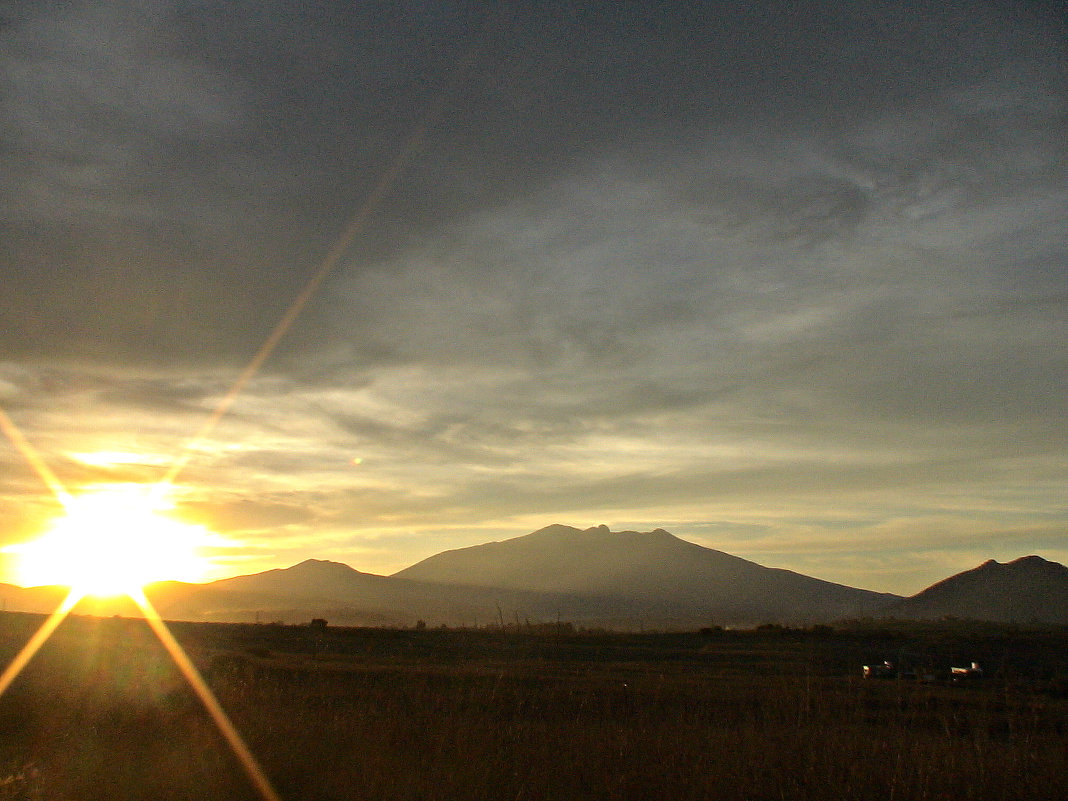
[886,555,1068,623]
[288,558,360,574]
[524,524,676,541]
[1009,555,1051,567]
[975,555,1062,575]
[205,557,379,605]
[529,523,583,539]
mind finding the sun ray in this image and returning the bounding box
[0,410,277,798]
[0,406,72,509]
[159,29,489,491]
[131,589,282,801]
[0,587,82,698]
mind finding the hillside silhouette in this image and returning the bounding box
[882,555,1068,624]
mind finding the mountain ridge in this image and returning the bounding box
[1,526,1063,628]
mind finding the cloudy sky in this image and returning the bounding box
[1,1,1065,594]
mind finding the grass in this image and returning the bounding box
[0,614,1064,800]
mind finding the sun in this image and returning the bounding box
[7,484,216,597]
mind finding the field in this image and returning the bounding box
[0,613,1064,801]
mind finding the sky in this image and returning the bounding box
[0,0,1065,595]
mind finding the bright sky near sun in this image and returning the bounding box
[4,483,222,596]
[0,2,1065,595]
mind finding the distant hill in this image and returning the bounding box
[882,555,1068,624]
[394,524,900,625]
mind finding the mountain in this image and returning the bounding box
[206,559,394,601]
[882,555,1068,624]
[144,561,405,626]
[146,558,638,628]
[0,526,900,628]
[148,560,472,626]
[394,524,900,625]
[12,526,1058,629]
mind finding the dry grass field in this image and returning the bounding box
[0,613,1064,801]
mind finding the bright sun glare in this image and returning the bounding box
[7,484,216,597]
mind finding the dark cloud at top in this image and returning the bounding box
[3,0,1062,364]
[1,1,1065,590]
